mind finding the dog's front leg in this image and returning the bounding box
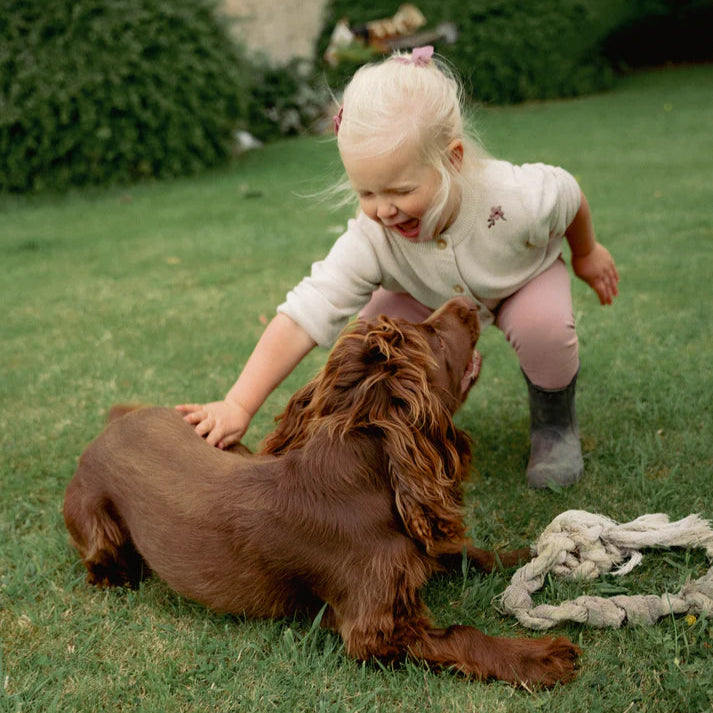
[337,607,579,687]
[410,625,580,687]
[435,542,532,573]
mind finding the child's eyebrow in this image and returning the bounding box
[393,184,415,191]
[354,183,414,194]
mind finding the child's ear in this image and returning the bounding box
[447,140,464,172]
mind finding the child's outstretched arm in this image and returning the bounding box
[176,313,316,449]
[566,191,619,305]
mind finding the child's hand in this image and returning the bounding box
[571,243,619,305]
[175,400,252,450]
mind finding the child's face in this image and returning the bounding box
[341,139,458,242]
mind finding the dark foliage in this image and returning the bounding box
[317,0,713,102]
[0,0,250,192]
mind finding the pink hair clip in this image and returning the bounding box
[333,105,343,135]
[394,45,434,67]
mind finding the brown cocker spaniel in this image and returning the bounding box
[64,297,579,686]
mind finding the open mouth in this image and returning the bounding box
[393,218,420,239]
[461,350,482,395]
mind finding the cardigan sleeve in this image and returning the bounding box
[521,163,582,247]
[277,218,384,348]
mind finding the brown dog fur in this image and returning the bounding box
[64,298,579,686]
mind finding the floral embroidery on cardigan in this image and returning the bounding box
[487,205,506,229]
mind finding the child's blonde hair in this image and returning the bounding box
[334,49,486,237]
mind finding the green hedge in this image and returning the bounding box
[6,0,709,192]
[245,59,330,143]
[0,0,250,192]
[317,0,712,103]
[435,0,627,103]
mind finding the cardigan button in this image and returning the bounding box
[453,284,465,294]
[436,238,448,249]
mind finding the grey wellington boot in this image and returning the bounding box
[523,368,584,488]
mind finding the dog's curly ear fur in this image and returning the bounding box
[261,318,400,454]
[261,380,318,455]
[261,316,470,554]
[350,319,470,552]
[377,367,469,553]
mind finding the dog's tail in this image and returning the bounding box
[107,403,148,423]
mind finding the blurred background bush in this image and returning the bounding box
[2,0,711,193]
[1,0,252,192]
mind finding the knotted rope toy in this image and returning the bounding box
[497,510,713,629]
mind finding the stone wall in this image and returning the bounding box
[221,0,330,64]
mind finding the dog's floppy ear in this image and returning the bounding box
[261,319,377,455]
[362,319,468,553]
[384,398,468,554]
[263,316,470,554]
[261,379,318,455]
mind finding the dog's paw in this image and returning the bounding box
[512,636,581,688]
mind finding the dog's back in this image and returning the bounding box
[64,407,304,613]
[64,407,399,618]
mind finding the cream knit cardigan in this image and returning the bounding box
[278,159,581,348]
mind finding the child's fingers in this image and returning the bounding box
[175,403,202,414]
[217,432,243,450]
[176,404,212,428]
[605,269,619,300]
[183,412,205,427]
[204,428,223,447]
[595,276,617,305]
[174,402,248,448]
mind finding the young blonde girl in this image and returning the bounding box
[177,46,619,488]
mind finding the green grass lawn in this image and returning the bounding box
[1,64,712,712]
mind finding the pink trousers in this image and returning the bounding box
[359,258,579,390]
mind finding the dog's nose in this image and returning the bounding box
[425,297,480,331]
[448,295,476,312]
[450,296,479,321]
